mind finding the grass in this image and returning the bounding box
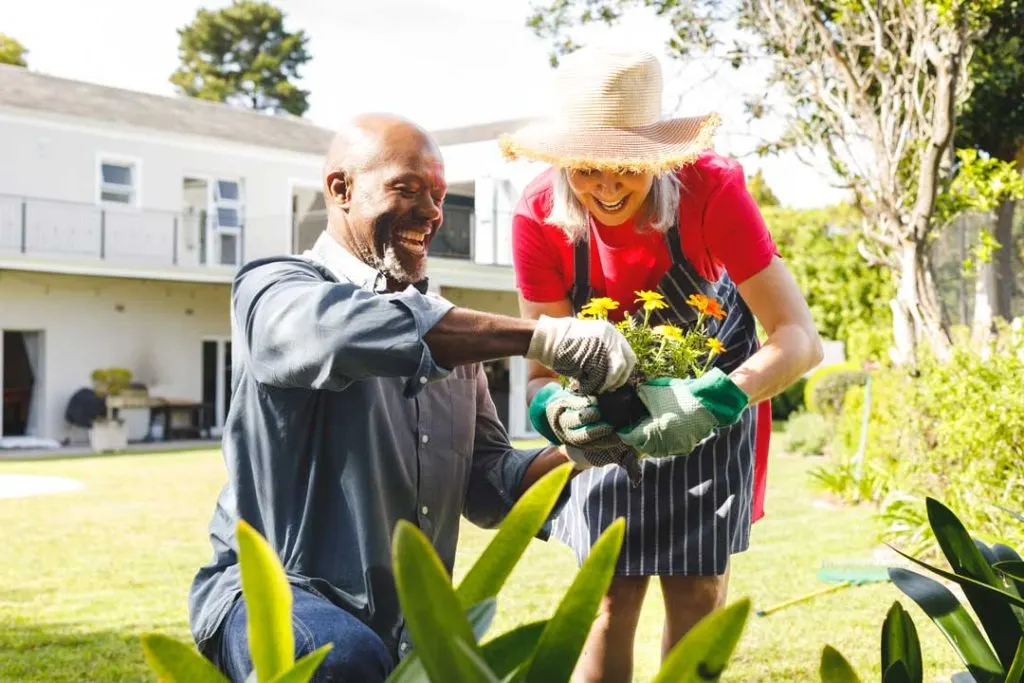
[0,445,962,682]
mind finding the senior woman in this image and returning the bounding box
[502,49,822,682]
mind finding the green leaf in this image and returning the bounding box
[457,464,572,608]
[480,621,548,680]
[888,568,1004,679]
[819,645,862,683]
[520,518,625,683]
[269,645,333,683]
[926,498,1024,667]
[468,599,498,642]
[237,520,295,682]
[651,598,751,683]
[881,601,923,683]
[1005,638,1024,683]
[383,601,505,683]
[140,633,230,683]
[392,520,488,683]
[991,546,1024,596]
[882,661,913,683]
[888,546,1024,611]
[994,562,1024,584]
[452,639,500,683]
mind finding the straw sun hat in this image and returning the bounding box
[499,48,721,175]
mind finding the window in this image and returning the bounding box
[213,179,243,266]
[99,160,138,205]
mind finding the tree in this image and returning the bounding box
[746,169,781,207]
[955,0,1024,331]
[0,34,28,67]
[170,0,312,116]
[527,0,1005,367]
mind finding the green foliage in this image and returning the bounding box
[170,0,311,116]
[0,33,27,67]
[771,376,807,420]
[763,206,895,359]
[781,411,833,456]
[804,363,866,417]
[746,169,781,207]
[819,645,862,682]
[91,368,134,396]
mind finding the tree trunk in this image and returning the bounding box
[891,241,951,368]
[972,199,1017,341]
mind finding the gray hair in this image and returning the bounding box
[546,169,681,243]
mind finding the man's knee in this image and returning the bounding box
[304,620,392,683]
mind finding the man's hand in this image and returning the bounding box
[529,384,622,449]
[526,316,636,395]
[618,368,749,458]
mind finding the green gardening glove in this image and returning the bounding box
[529,382,623,455]
[618,368,749,458]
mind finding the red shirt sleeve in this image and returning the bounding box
[702,163,779,285]
[511,194,568,303]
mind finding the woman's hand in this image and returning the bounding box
[617,369,749,457]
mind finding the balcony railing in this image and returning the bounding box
[0,194,238,271]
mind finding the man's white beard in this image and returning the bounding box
[374,243,426,287]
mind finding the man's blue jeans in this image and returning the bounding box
[211,585,395,683]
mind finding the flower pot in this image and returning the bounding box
[596,384,650,430]
[89,420,128,453]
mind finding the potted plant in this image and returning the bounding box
[88,368,133,453]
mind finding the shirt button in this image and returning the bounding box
[421,434,429,444]
[419,376,427,384]
[421,506,429,515]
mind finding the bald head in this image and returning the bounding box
[322,113,447,291]
[323,113,439,187]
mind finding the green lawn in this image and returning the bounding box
[0,446,960,682]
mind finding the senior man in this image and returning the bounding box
[187,113,636,682]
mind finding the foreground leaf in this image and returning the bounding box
[468,599,498,642]
[141,634,229,683]
[888,545,1024,610]
[457,464,572,608]
[888,568,1003,679]
[652,598,751,683]
[1006,638,1024,683]
[237,520,294,682]
[453,639,500,683]
[481,621,548,679]
[520,518,625,683]
[392,521,487,683]
[994,562,1024,584]
[270,645,333,683]
[881,601,922,683]
[819,645,861,683]
[927,498,1023,667]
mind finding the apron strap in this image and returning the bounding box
[663,224,686,265]
[570,234,592,314]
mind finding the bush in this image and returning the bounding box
[823,327,1024,554]
[804,363,866,417]
[780,411,832,456]
[771,377,807,420]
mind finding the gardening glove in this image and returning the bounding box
[529,382,622,450]
[526,315,636,395]
[618,368,749,458]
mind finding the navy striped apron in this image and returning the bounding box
[550,223,761,576]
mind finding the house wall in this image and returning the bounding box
[0,270,229,441]
[439,286,520,317]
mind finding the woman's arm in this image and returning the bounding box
[731,257,823,404]
[520,296,574,403]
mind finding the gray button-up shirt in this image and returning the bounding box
[188,232,544,659]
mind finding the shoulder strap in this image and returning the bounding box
[570,234,592,314]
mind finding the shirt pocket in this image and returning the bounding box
[447,377,478,457]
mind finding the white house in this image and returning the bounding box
[0,64,544,448]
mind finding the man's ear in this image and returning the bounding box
[326,170,352,210]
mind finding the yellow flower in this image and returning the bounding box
[579,297,619,319]
[686,294,727,320]
[707,338,727,356]
[634,290,668,313]
[653,325,685,342]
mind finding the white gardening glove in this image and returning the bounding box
[526,315,636,395]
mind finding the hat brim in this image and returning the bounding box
[499,113,721,174]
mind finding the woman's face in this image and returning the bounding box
[567,169,654,226]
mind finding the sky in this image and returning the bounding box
[1,0,851,208]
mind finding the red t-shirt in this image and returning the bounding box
[511,151,776,521]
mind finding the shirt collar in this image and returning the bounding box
[303,231,430,294]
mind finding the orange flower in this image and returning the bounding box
[686,294,726,320]
[706,338,727,356]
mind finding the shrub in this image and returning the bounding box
[804,363,866,417]
[771,377,807,421]
[780,411,832,456]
